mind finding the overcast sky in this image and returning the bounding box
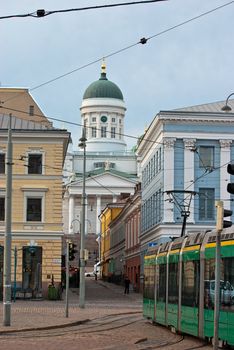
[1,0,233,149]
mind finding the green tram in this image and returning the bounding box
[143,229,234,346]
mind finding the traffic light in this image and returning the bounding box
[227,163,234,194]
[69,243,78,261]
[216,201,232,230]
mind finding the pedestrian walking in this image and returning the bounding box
[124,276,130,294]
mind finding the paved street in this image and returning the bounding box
[0,278,212,349]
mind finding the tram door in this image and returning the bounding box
[0,246,3,300]
[22,246,42,296]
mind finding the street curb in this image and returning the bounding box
[0,318,90,335]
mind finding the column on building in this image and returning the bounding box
[85,195,88,234]
[68,195,75,234]
[96,195,101,235]
[183,138,196,223]
[220,140,232,210]
[163,138,176,222]
[97,113,101,138]
[107,115,111,139]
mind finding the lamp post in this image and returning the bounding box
[78,128,87,308]
[221,92,234,112]
[3,113,13,326]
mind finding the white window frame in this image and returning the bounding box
[111,127,116,138]
[101,126,107,138]
[92,127,97,138]
[23,189,47,223]
[26,150,45,175]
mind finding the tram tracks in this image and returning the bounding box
[0,312,142,339]
[0,312,211,350]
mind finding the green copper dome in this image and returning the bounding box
[83,72,123,100]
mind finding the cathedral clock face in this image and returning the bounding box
[101,115,107,123]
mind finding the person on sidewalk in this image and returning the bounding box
[124,276,130,294]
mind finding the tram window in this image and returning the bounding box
[205,257,234,311]
[143,265,155,300]
[182,261,200,307]
[168,263,179,304]
[157,264,166,302]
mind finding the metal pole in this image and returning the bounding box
[13,247,17,302]
[3,113,13,326]
[213,201,222,349]
[79,128,86,308]
[65,240,69,318]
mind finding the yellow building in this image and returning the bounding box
[100,203,124,280]
[0,88,70,298]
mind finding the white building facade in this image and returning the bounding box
[63,64,138,243]
[137,100,234,259]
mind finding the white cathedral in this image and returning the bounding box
[63,63,138,239]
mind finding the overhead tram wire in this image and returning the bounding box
[2,105,234,156]
[0,0,167,20]
[1,0,233,105]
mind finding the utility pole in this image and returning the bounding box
[3,113,13,326]
[65,239,69,318]
[78,128,87,308]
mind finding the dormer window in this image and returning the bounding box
[29,105,34,116]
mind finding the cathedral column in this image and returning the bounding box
[163,138,176,223]
[96,195,101,235]
[97,114,101,138]
[183,139,196,223]
[220,140,232,210]
[68,195,75,234]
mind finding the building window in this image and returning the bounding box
[119,119,122,124]
[101,126,107,138]
[119,128,122,139]
[0,154,5,174]
[199,146,214,168]
[199,188,215,220]
[111,127,116,138]
[29,105,34,116]
[92,117,96,122]
[112,117,116,123]
[92,127,97,138]
[0,197,5,221]
[27,198,42,221]
[28,154,42,174]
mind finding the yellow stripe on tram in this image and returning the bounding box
[169,249,180,255]
[157,252,167,257]
[183,245,200,252]
[145,254,156,260]
[205,240,234,249]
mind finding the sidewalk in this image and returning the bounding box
[0,280,142,333]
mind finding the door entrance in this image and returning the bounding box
[22,246,42,298]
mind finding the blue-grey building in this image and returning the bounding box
[137,99,234,253]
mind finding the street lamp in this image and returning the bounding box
[78,128,87,308]
[70,219,81,234]
[221,92,234,112]
[3,113,13,326]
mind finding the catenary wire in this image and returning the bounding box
[1,106,234,153]
[0,0,167,20]
[1,0,233,105]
